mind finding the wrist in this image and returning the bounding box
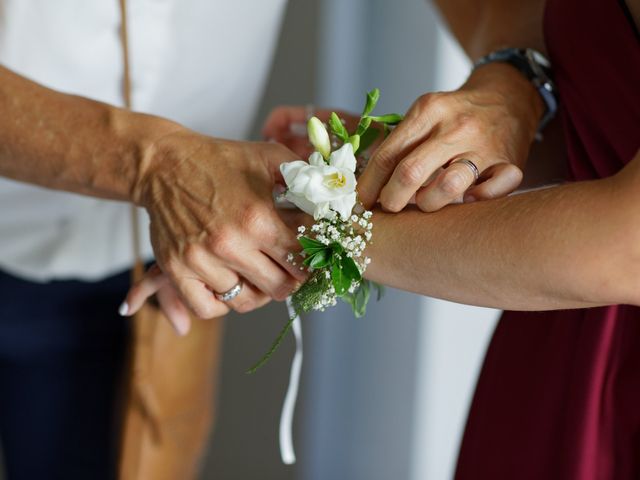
[463,62,545,143]
[111,107,186,206]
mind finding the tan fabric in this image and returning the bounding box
[117,1,223,478]
[119,304,223,480]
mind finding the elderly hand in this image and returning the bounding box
[121,130,307,333]
[358,63,545,212]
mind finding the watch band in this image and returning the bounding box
[474,48,559,140]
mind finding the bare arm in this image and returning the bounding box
[0,65,176,202]
[363,150,640,310]
[432,0,547,60]
[0,65,305,328]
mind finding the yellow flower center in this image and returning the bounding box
[324,171,346,189]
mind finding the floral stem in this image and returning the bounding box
[245,312,299,374]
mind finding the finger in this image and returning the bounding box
[244,202,306,284]
[270,135,315,160]
[464,163,523,203]
[169,267,230,320]
[415,158,480,212]
[156,283,195,336]
[223,280,271,314]
[186,245,288,306]
[236,253,300,302]
[120,264,169,316]
[259,211,309,283]
[358,98,436,208]
[378,139,459,212]
[262,106,307,142]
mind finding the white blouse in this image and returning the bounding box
[0,0,287,282]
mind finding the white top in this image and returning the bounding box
[0,0,287,282]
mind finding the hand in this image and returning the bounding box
[262,106,361,158]
[358,63,545,212]
[127,130,306,326]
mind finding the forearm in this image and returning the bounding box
[366,165,640,310]
[0,65,181,203]
[432,0,546,60]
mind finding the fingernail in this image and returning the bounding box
[118,301,129,317]
[175,320,190,336]
[463,194,476,203]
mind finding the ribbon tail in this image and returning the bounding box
[279,297,303,465]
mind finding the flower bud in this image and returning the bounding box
[307,116,331,160]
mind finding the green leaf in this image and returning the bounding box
[331,263,351,295]
[358,127,381,153]
[342,256,362,282]
[362,88,380,117]
[342,280,371,318]
[329,242,344,255]
[356,116,373,137]
[299,236,326,254]
[348,134,360,153]
[368,113,404,126]
[329,112,349,141]
[307,249,331,269]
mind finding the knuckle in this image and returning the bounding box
[242,204,270,236]
[456,114,482,138]
[371,149,397,173]
[207,227,236,258]
[416,92,446,114]
[396,160,424,187]
[416,92,437,108]
[182,244,204,268]
[439,170,468,196]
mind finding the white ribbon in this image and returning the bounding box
[279,297,303,465]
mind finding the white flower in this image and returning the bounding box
[307,116,331,160]
[280,143,358,221]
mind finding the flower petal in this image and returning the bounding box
[308,117,331,160]
[285,191,317,217]
[313,201,331,220]
[308,151,325,167]
[330,192,357,220]
[329,143,356,172]
[280,161,309,187]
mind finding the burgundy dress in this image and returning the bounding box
[455,1,640,479]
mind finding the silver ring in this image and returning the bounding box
[214,281,243,302]
[453,158,480,182]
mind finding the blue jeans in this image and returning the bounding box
[0,268,130,480]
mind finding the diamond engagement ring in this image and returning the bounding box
[214,282,243,302]
[452,158,480,182]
